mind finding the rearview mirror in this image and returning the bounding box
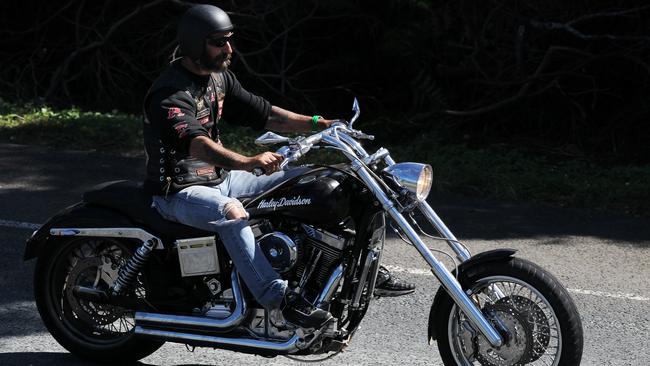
[254,132,290,146]
[350,98,360,128]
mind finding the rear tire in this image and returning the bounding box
[434,257,583,366]
[34,237,163,364]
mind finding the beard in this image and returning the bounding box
[198,52,232,73]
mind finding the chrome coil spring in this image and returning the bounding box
[112,239,157,295]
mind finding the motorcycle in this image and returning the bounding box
[25,99,583,365]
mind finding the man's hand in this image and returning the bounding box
[266,106,340,133]
[245,151,284,175]
[318,118,336,130]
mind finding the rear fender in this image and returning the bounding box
[24,202,135,260]
[426,249,517,343]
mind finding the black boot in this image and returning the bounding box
[374,265,416,297]
[281,291,333,328]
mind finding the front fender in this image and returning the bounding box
[426,248,517,343]
[24,202,135,260]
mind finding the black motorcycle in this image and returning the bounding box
[25,100,583,365]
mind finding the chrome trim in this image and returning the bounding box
[314,264,345,308]
[382,153,471,262]
[353,162,503,347]
[389,205,502,346]
[256,232,298,273]
[384,163,432,201]
[135,327,302,353]
[135,271,247,331]
[255,131,291,146]
[417,202,471,262]
[338,133,369,158]
[349,98,361,128]
[174,236,216,247]
[364,147,390,165]
[249,118,501,346]
[49,227,164,249]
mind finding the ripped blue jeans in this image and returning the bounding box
[152,168,309,310]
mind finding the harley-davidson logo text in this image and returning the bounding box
[257,196,311,210]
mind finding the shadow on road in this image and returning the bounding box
[0,352,216,366]
[2,143,648,244]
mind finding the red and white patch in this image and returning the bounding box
[174,122,189,138]
[216,91,225,120]
[199,117,210,125]
[217,99,224,120]
[196,167,214,176]
[167,107,185,119]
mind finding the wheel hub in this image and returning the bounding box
[475,303,533,366]
[476,304,532,366]
[64,256,125,326]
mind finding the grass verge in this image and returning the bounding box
[1,102,648,217]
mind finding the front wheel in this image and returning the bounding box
[434,257,583,366]
[34,237,164,363]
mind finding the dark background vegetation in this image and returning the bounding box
[2,0,649,164]
[1,1,649,218]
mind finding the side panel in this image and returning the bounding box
[24,202,135,260]
[427,249,517,342]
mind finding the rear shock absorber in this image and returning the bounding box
[112,238,158,295]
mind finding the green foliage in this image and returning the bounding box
[0,100,142,153]
[389,135,650,216]
[1,101,647,217]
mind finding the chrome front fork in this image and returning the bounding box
[352,159,504,348]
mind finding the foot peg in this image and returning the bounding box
[72,286,109,303]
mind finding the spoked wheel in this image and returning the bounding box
[34,237,163,363]
[434,257,583,366]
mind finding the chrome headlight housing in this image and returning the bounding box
[383,163,432,201]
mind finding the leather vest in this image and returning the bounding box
[143,64,228,195]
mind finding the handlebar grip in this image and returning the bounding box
[252,167,265,176]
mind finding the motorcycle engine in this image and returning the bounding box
[256,232,298,274]
[255,221,351,291]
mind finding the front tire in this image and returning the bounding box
[34,237,163,364]
[434,257,583,366]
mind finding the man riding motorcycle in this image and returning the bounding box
[143,4,414,328]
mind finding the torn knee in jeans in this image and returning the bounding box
[223,200,249,220]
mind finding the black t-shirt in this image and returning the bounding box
[145,63,271,155]
[142,62,271,194]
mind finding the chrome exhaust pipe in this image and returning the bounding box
[135,326,302,353]
[135,271,247,331]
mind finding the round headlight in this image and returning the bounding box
[384,163,433,202]
[416,164,433,201]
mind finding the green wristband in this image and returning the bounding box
[311,115,322,131]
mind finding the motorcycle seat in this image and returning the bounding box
[83,180,214,242]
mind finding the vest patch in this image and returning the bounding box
[196,167,215,176]
[167,107,185,119]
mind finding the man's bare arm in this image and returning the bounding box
[265,105,333,132]
[189,136,283,174]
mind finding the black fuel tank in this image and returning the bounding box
[245,166,353,226]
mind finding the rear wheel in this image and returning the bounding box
[434,257,583,366]
[34,237,163,363]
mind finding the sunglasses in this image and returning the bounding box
[206,35,233,48]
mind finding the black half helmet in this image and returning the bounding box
[177,4,233,59]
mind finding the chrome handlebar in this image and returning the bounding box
[262,123,375,172]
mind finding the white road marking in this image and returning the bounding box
[384,265,650,302]
[3,219,648,303]
[565,288,650,302]
[0,219,40,230]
